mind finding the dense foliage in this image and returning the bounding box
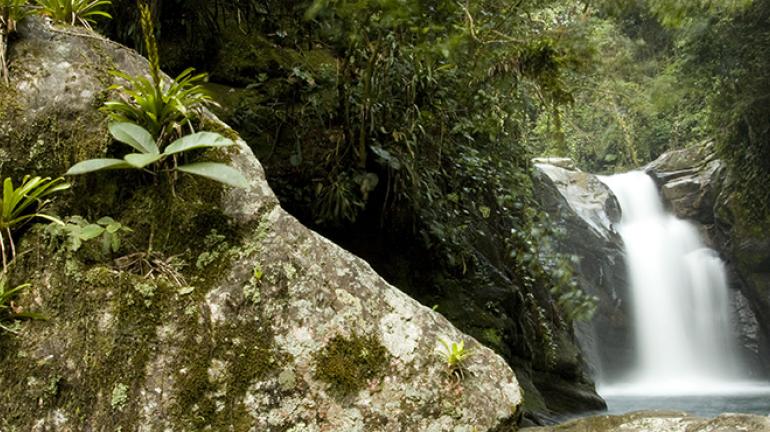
[682,0,770,220]
[535,0,769,222]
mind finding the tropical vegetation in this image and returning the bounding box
[101,2,213,141]
[65,121,248,188]
[34,0,111,29]
[0,175,69,273]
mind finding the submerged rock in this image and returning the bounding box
[521,410,770,432]
[0,18,521,431]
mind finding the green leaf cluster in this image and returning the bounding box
[66,122,248,188]
[103,67,214,140]
[437,338,473,377]
[101,2,213,141]
[45,215,131,254]
[35,0,112,29]
[0,176,69,272]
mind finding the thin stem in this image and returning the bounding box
[0,230,7,275]
[7,227,15,264]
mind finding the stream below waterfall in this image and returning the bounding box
[595,171,770,417]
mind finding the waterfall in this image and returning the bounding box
[600,171,742,395]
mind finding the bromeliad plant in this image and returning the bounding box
[0,175,70,273]
[437,338,474,380]
[101,2,214,140]
[104,66,213,140]
[65,121,249,188]
[35,0,112,29]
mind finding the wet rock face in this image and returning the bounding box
[0,18,521,431]
[645,141,725,226]
[521,411,770,432]
[532,163,631,383]
[645,142,770,377]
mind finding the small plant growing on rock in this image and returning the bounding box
[0,175,69,273]
[437,338,473,380]
[101,2,213,141]
[35,0,112,29]
[45,215,131,254]
[1,0,33,83]
[0,276,33,333]
[65,121,248,188]
[70,2,247,189]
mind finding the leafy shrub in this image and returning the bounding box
[65,121,248,188]
[0,176,69,272]
[35,0,112,29]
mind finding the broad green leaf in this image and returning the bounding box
[164,132,234,156]
[66,159,132,175]
[96,216,116,225]
[177,162,249,188]
[80,224,105,240]
[124,153,163,168]
[109,122,159,154]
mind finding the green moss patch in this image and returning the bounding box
[170,311,287,429]
[313,333,390,397]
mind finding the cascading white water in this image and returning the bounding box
[600,171,742,395]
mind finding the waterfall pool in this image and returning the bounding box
[575,383,770,419]
[601,386,770,417]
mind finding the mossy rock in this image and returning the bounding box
[0,17,522,432]
[314,333,390,396]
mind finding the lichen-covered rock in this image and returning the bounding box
[532,162,630,383]
[521,410,770,432]
[0,18,521,431]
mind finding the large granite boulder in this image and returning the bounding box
[0,18,521,431]
[532,163,630,384]
[522,411,770,432]
[646,142,770,377]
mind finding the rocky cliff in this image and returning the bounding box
[532,160,631,383]
[0,18,521,431]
